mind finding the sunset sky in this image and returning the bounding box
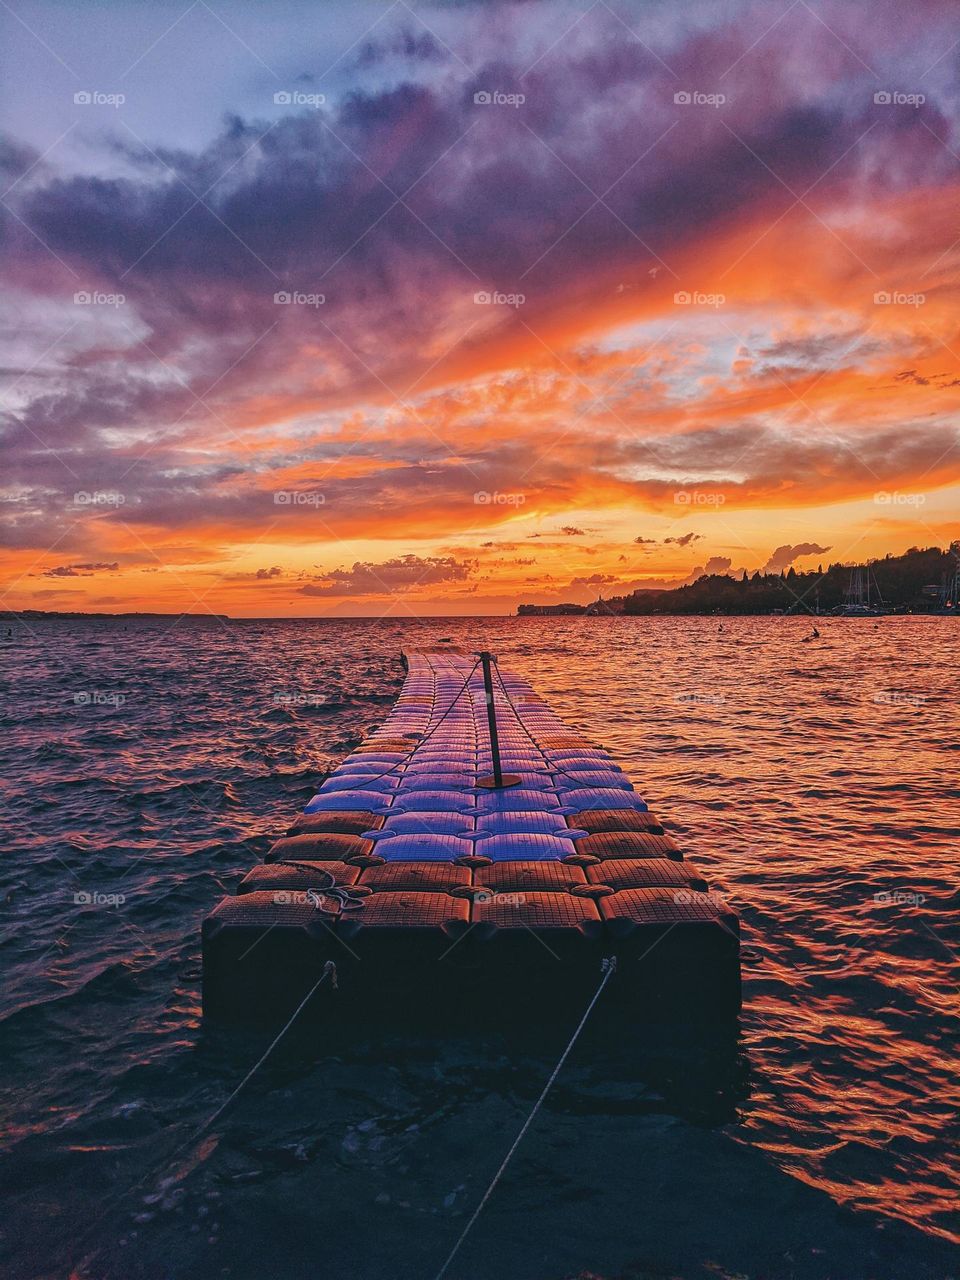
[2,0,959,616]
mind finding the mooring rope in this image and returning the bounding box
[333,657,482,790]
[433,957,618,1280]
[491,659,607,789]
[275,863,368,912]
[70,961,338,1270]
[191,960,338,1139]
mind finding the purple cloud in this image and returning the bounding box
[763,543,832,573]
[42,561,119,577]
[299,554,473,597]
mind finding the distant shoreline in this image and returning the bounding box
[520,544,959,618]
[2,610,232,621]
[2,609,955,623]
[519,611,953,618]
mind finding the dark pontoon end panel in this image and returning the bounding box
[202,649,741,1022]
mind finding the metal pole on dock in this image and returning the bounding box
[476,651,521,790]
[480,651,503,785]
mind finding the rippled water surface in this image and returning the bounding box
[1,616,958,1279]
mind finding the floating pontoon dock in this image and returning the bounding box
[202,650,741,1022]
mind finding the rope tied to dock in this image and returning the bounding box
[335,656,482,790]
[195,959,339,1139]
[491,658,607,789]
[433,956,618,1280]
[276,862,368,913]
[70,959,339,1272]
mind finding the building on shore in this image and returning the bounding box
[585,595,626,616]
[517,602,587,616]
[517,595,626,616]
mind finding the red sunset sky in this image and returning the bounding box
[2,0,959,615]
